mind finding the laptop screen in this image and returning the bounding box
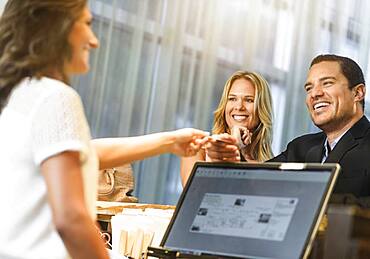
[161,162,339,259]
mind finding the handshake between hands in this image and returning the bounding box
[178,126,251,161]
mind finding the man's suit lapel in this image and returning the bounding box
[325,134,357,163]
[306,141,325,162]
[325,116,370,163]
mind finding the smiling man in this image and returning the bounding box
[304,57,364,144]
[271,54,370,201]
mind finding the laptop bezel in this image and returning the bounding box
[160,162,340,259]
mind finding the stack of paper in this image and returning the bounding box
[111,207,174,259]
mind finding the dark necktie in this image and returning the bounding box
[327,142,332,154]
[322,141,331,163]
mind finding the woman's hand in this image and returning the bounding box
[231,126,252,149]
[170,128,210,157]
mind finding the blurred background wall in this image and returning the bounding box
[2,0,370,204]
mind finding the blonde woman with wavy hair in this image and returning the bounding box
[181,71,273,185]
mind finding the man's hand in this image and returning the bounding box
[205,133,240,162]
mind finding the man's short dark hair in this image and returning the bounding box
[310,54,365,109]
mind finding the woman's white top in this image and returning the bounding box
[0,77,99,259]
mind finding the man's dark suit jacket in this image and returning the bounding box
[270,116,370,198]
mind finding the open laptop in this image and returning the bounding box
[148,162,340,259]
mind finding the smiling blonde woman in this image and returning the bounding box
[180,71,274,186]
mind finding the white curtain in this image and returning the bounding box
[78,0,370,204]
[1,0,369,204]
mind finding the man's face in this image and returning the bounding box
[304,61,362,132]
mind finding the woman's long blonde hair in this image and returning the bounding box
[0,0,87,113]
[213,71,274,161]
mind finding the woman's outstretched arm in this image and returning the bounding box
[93,128,209,170]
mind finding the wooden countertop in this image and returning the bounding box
[96,201,175,221]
